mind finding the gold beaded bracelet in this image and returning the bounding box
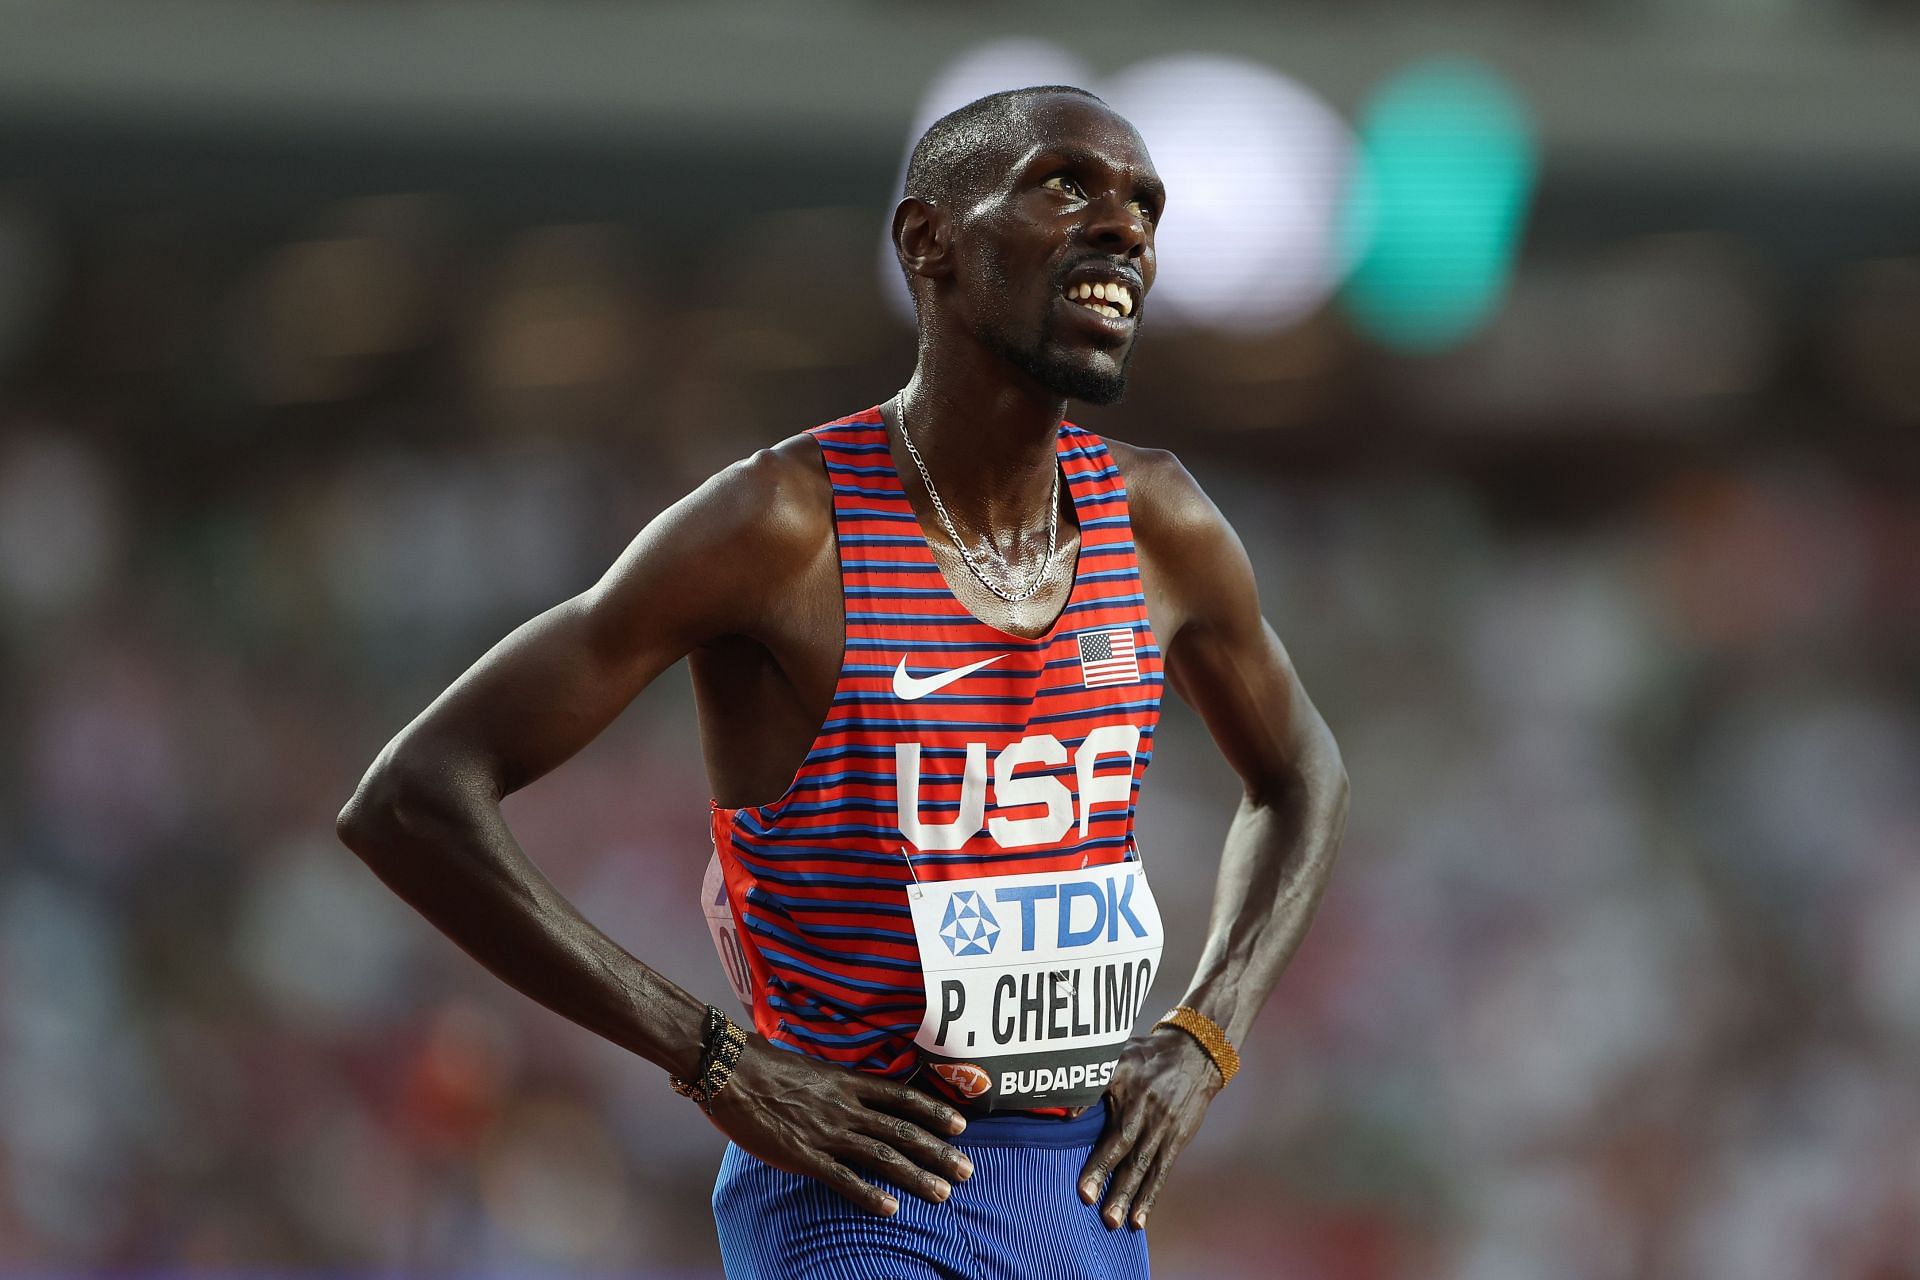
[1153,1005,1240,1086]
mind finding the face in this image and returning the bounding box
[944,95,1163,405]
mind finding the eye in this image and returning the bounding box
[1042,174,1085,199]
[1128,199,1157,223]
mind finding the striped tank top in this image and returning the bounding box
[706,407,1164,1109]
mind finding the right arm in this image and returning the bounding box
[335,445,972,1214]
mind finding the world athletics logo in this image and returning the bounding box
[938,890,1001,957]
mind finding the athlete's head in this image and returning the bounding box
[893,86,1163,406]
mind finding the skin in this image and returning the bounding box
[337,92,1348,1235]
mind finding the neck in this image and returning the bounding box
[896,338,1068,529]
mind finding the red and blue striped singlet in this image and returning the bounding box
[708,408,1164,1108]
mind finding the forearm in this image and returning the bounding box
[337,763,709,1078]
[1176,736,1348,1045]
[1079,749,1347,1230]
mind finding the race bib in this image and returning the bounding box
[907,861,1163,1111]
[701,850,755,1011]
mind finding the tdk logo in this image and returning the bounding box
[997,876,1149,951]
[937,875,1150,956]
[939,891,1001,957]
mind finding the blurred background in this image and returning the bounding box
[2,4,1918,1278]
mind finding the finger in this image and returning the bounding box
[839,1133,956,1206]
[1130,1141,1182,1229]
[855,1109,976,1184]
[818,1158,900,1217]
[1100,1129,1163,1230]
[1077,1101,1144,1206]
[859,1076,970,1138]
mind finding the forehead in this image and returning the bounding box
[998,94,1157,180]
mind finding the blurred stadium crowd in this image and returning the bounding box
[3,11,1920,1280]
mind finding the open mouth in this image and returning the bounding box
[1063,280,1135,320]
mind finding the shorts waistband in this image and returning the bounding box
[947,1098,1109,1149]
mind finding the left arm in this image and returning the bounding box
[1079,448,1350,1229]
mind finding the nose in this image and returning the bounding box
[1083,193,1148,261]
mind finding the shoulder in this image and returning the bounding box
[1098,435,1258,643]
[1099,436,1237,561]
[584,429,832,644]
[666,430,832,571]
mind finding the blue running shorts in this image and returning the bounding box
[712,1099,1151,1279]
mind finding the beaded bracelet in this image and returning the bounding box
[1153,1005,1241,1086]
[669,1005,748,1114]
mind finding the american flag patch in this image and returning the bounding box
[1077,628,1139,688]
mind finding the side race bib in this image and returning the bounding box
[702,850,755,1011]
[907,861,1163,1111]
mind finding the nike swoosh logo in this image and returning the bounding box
[892,653,1009,701]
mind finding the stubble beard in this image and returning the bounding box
[987,311,1138,407]
[961,251,1140,406]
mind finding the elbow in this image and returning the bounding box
[336,765,405,860]
[1318,728,1351,829]
[336,749,470,862]
[1319,744,1352,875]
[1253,758,1347,823]
[1250,727,1349,837]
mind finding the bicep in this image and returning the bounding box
[380,457,801,798]
[388,591,678,801]
[1139,463,1329,804]
[1162,549,1316,806]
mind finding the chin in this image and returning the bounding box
[1060,367,1128,406]
[1013,342,1134,407]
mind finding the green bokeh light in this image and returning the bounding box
[1339,59,1539,352]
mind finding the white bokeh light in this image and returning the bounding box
[1103,54,1359,332]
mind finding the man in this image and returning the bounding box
[338,85,1347,1278]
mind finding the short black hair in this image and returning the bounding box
[903,84,1106,208]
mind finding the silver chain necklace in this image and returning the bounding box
[895,396,1060,605]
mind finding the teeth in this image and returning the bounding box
[1064,280,1134,318]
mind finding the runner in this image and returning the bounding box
[339,85,1349,1278]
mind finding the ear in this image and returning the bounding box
[892,197,953,284]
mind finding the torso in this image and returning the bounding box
[696,407,1169,1109]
